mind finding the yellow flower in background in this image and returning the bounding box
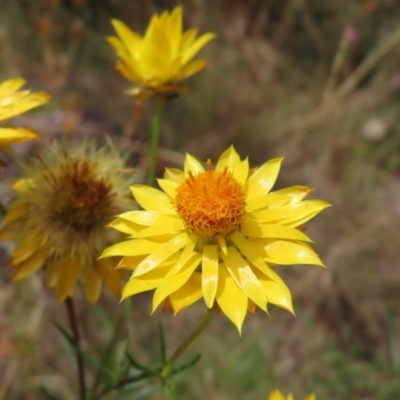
[102,146,330,332]
[107,5,215,103]
[0,78,50,146]
[0,140,136,303]
[268,390,316,400]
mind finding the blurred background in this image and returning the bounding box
[1,0,400,398]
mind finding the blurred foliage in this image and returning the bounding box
[1,0,400,399]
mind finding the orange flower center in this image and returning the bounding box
[175,160,246,237]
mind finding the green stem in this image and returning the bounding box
[162,309,213,375]
[65,297,86,400]
[147,101,163,186]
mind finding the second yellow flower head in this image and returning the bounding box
[107,6,215,103]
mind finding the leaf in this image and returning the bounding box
[54,321,114,379]
[125,351,157,376]
[171,354,202,375]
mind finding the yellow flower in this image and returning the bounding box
[107,6,215,103]
[268,390,316,400]
[0,78,50,146]
[102,146,330,332]
[0,140,135,303]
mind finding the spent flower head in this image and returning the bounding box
[268,390,316,400]
[0,78,50,146]
[102,146,330,332]
[107,5,215,103]
[0,139,136,303]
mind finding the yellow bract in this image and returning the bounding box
[0,140,134,303]
[107,6,215,103]
[0,78,50,146]
[268,390,316,400]
[102,146,330,332]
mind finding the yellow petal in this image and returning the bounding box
[0,220,20,240]
[229,231,274,279]
[252,200,331,227]
[119,210,179,226]
[0,78,26,98]
[96,259,123,296]
[116,255,147,270]
[0,92,50,121]
[217,234,228,255]
[201,245,219,308]
[2,199,27,224]
[216,264,247,334]
[164,168,185,183]
[82,266,102,304]
[45,259,59,288]
[55,256,83,302]
[245,158,283,199]
[245,193,292,211]
[0,127,39,145]
[133,232,189,277]
[157,178,179,199]
[170,272,202,313]
[221,246,267,312]
[240,219,313,242]
[11,248,48,281]
[132,219,183,238]
[305,395,316,400]
[181,32,216,65]
[249,238,324,266]
[268,391,286,400]
[110,19,142,59]
[165,233,198,278]
[270,185,314,203]
[254,269,293,313]
[152,252,201,311]
[107,218,142,235]
[184,153,205,176]
[130,185,175,212]
[121,264,170,300]
[177,59,208,80]
[101,238,160,258]
[235,158,250,186]
[215,145,241,174]
[11,235,44,265]
[181,28,198,51]
[164,6,182,53]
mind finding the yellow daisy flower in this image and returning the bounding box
[107,5,215,103]
[0,78,50,146]
[102,146,330,332]
[0,140,135,303]
[268,390,316,400]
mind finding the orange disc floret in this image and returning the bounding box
[175,160,246,237]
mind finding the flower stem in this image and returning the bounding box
[164,309,213,372]
[147,100,163,186]
[65,297,86,400]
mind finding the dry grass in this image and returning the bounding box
[1,0,400,398]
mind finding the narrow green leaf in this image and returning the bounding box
[125,351,156,375]
[171,354,202,376]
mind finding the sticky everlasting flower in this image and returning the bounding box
[102,146,330,332]
[268,390,316,400]
[0,140,135,303]
[107,6,215,103]
[0,78,50,146]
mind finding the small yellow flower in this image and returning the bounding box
[107,6,215,103]
[0,140,135,303]
[268,390,316,400]
[102,146,330,332]
[0,78,50,146]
